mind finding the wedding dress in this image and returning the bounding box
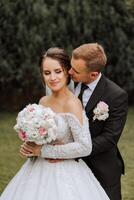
[0,110,109,200]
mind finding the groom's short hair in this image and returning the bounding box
[72,43,107,72]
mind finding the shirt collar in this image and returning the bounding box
[87,73,102,91]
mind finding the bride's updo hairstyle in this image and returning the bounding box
[39,47,71,85]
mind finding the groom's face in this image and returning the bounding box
[69,57,96,84]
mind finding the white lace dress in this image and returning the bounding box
[0,111,109,200]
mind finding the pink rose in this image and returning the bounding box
[39,127,47,136]
[97,101,109,112]
[26,105,35,112]
[18,130,26,141]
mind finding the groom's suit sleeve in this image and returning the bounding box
[90,89,128,156]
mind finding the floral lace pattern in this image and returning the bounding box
[41,111,92,159]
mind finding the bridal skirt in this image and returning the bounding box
[0,158,109,200]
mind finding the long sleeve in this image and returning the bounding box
[40,112,92,159]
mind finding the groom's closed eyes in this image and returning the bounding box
[71,67,81,74]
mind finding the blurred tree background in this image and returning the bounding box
[0,0,134,111]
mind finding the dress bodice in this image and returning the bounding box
[53,112,87,144]
[41,111,92,159]
[53,113,74,144]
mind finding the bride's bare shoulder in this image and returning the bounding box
[65,95,83,124]
[39,96,49,106]
[69,93,82,105]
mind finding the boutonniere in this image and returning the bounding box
[93,101,109,121]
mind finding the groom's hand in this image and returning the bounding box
[45,158,65,163]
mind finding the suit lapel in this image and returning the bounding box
[85,74,107,114]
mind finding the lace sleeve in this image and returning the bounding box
[40,112,92,159]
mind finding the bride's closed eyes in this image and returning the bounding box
[43,69,63,75]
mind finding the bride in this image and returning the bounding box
[0,47,109,200]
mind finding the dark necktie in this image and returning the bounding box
[78,83,88,104]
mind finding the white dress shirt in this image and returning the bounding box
[74,73,102,108]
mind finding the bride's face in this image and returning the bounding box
[42,57,68,91]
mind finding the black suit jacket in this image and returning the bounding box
[82,74,128,188]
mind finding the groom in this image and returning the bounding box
[69,43,128,200]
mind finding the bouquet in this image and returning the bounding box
[14,104,57,145]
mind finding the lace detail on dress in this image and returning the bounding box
[41,111,92,159]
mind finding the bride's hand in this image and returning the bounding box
[19,142,31,158]
[20,142,42,157]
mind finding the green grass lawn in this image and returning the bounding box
[0,108,134,199]
[118,107,134,200]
